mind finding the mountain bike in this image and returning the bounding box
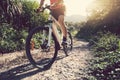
[25,5,73,69]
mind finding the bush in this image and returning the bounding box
[21,0,48,30]
[89,32,120,79]
[0,23,28,53]
[90,32,119,52]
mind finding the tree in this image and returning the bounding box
[86,0,120,34]
[0,0,22,24]
[0,0,48,53]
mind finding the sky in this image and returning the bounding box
[64,0,94,16]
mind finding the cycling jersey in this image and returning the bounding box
[50,0,58,4]
[50,0,64,9]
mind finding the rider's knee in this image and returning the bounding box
[58,15,64,24]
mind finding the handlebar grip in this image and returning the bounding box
[34,5,51,13]
[34,8,43,13]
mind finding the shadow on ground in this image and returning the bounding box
[0,40,89,80]
[0,63,45,80]
[0,56,66,80]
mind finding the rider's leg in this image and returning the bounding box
[52,22,61,49]
[58,15,67,42]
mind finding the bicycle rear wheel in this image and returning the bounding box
[26,27,58,69]
[63,31,73,56]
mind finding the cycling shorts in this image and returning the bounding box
[51,6,66,20]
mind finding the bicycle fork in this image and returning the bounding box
[47,24,52,47]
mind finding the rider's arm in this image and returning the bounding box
[51,0,63,8]
[37,0,45,12]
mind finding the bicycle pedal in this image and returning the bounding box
[61,41,67,46]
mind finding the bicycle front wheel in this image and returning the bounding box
[26,27,57,68]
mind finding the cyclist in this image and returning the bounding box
[37,0,67,49]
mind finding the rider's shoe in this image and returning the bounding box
[61,37,67,46]
[61,41,68,56]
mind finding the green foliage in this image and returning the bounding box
[66,22,83,37]
[0,0,48,30]
[0,0,49,53]
[89,32,120,79]
[0,0,22,24]
[90,32,119,52]
[0,24,16,53]
[75,24,105,41]
[75,25,93,40]
[0,23,28,53]
[21,0,48,30]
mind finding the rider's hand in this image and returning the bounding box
[36,7,43,13]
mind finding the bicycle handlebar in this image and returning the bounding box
[35,5,51,13]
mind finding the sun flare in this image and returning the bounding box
[64,0,94,16]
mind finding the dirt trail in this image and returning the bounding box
[0,39,93,80]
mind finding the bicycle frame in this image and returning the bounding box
[47,22,52,47]
[42,6,62,48]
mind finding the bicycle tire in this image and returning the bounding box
[26,26,58,69]
[63,31,73,56]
